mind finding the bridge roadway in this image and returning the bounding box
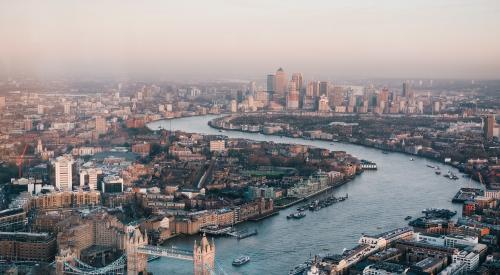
[137,245,194,261]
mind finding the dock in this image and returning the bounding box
[226,228,258,240]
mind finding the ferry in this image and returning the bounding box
[232,255,250,266]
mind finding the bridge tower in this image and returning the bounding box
[55,248,76,275]
[126,228,148,275]
[193,233,216,275]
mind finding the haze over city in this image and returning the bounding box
[1,0,500,80]
[0,2,500,275]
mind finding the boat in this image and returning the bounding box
[435,171,441,175]
[287,212,306,219]
[382,151,389,154]
[404,216,412,220]
[410,158,414,161]
[232,255,250,266]
[426,164,435,169]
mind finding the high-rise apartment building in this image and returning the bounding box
[53,155,74,191]
[0,96,5,109]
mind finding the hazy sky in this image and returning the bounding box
[1,0,499,80]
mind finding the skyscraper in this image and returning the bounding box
[291,73,303,92]
[319,81,329,95]
[402,82,410,97]
[484,114,496,139]
[286,81,299,109]
[53,154,74,191]
[267,74,276,93]
[275,68,288,95]
[0,96,5,109]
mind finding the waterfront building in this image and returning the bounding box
[452,250,479,272]
[363,262,409,275]
[0,232,57,262]
[52,154,74,191]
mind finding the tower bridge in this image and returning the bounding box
[56,229,227,275]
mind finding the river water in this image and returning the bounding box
[147,115,479,275]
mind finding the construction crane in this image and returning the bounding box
[16,143,29,178]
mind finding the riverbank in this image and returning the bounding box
[208,115,480,183]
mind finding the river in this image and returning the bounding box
[146,115,479,275]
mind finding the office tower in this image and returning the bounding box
[267,74,276,93]
[275,67,288,95]
[330,86,345,107]
[291,73,303,91]
[63,102,71,115]
[95,116,107,135]
[0,96,5,109]
[53,154,74,191]
[402,82,409,97]
[286,81,299,109]
[319,81,329,95]
[318,95,330,112]
[248,81,257,95]
[484,114,496,139]
[306,81,320,97]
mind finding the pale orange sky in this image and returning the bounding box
[1,0,499,80]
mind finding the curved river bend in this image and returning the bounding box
[147,115,478,275]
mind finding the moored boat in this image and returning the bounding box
[232,255,250,266]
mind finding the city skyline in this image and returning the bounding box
[1,0,500,80]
